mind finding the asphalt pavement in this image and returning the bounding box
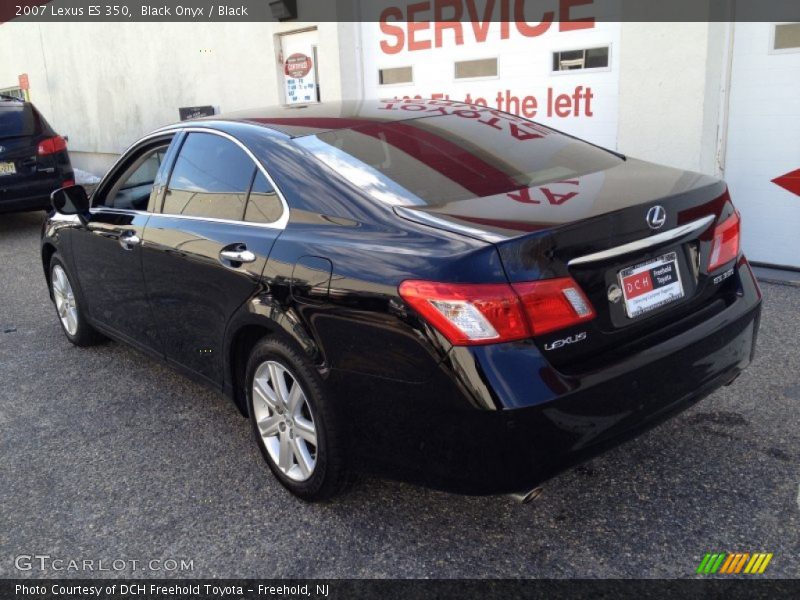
[1,210,798,578]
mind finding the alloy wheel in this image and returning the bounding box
[52,264,79,336]
[252,360,318,482]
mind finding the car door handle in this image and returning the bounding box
[219,248,256,264]
[119,231,141,250]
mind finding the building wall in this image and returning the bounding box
[1,19,729,179]
[722,21,800,267]
[360,20,622,150]
[0,21,352,174]
[617,22,729,175]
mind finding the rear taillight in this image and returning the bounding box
[37,135,67,156]
[512,278,595,336]
[398,281,529,344]
[708,211,741,272]
[398,277,595,346]
[61,179,75,187]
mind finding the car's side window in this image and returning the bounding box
[100,144,169,211]
[244,170,283,224]
[162,132,255,221]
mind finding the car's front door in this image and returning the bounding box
[72,134,177,353]
[141,130,285,386]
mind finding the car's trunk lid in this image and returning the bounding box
[396,159,737,369]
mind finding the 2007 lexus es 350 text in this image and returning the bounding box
[42,99,761,501]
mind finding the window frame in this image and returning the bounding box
[90,127,289,230]
[378,65,414,86]
[453,57,499,81]
[243,168,284,225]
[769,22,800,55]
[550,44,612,75]
[101,143,172,212]
[90,133,177,214]
[160,131,257,222]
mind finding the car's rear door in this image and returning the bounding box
[71,133,178,353]
[141,129,286,386]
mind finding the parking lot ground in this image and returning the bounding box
[1,210,798,578]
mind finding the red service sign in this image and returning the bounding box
[18,73,29,91]
[284,53,312,79]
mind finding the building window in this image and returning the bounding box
[379,66,413,85]
[773,23,800,51]
[454,58,498,79]
[552,47,609,72]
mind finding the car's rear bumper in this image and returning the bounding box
[0,172,70,213]
[336,258,762,495]
[0,193,52,212]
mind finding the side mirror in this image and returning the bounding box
[51,185,90,223]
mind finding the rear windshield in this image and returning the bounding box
[0,104,38,138]
[294,111,622,207]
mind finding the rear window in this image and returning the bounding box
[293,111,622,207]
[0,104,38,137]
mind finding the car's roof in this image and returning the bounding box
[185,99,489,138]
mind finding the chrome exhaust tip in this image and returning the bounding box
[509,486,543,504]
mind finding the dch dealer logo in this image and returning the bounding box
[697,552,774,575]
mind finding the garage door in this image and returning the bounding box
[725,22,800,268]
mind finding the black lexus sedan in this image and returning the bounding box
[42,99,761,501]
[1,95,74,212]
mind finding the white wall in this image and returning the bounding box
[617,22,728,174]
[724,22,800,267]
[0,21,350,175]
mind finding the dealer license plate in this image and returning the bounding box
[0,161,16,176]
[618,251,684,318]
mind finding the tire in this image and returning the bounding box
[246,336,349,501]
[49,254,102,347]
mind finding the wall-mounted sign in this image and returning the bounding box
[179,105,216,121]
[18,73,29,91]
[360,18,620,149]
[280,29,320,105]
[284,53,312,79]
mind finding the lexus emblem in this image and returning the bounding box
[646,205,667,230]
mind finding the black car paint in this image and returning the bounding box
[41,100,761,495]
[1,99,73,212]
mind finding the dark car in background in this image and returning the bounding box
[40,99,761,501]
[0,95,73,213]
